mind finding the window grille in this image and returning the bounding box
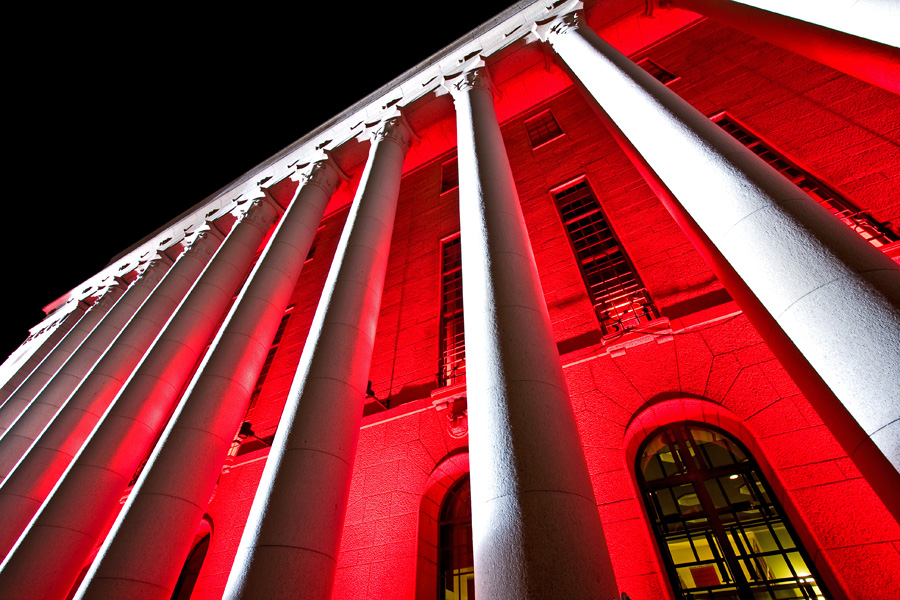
[524,110,564,148]
[714,113,897,248]
[441,158,459,194]
[553,179,658,335]
[637,57,678,85]
[438,235,466,387]
[637,424,830,600]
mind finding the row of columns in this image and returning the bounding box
[0,2,896,598]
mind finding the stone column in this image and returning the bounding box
[0,301,88,404]
[538,4,900,520]
[0,198,279,598]
[0,258,170,478]
[665,0,900,94]
[223,116,410,600]
[0,228,222,559]
[75,160,340,600]
[445,64,618,600]
[0,282,126,434]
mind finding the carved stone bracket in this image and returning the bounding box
[431,383,468,438]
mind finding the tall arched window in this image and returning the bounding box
[438,475,474,599]
[637,423,829,600]
[171,518,212,600]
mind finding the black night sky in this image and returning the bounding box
[2,3,516,362]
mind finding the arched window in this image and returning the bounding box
[637,423,829,600]
[170,518,212,600]
[438,475,474,599]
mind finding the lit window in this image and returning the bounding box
[637,57,678,85]
[524,110,564,149]
[439,475,474,600]
[638,424,830,600]
[438,235,465,387]
[552,179,658,335]
[441,158,459,194]
[714,113,897,248]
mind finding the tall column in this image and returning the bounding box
[538,4,900,520]
[223,116,410,600]
[0,258,170,478]
[446,64,618,599]
[76,160,340,600]
[664,0,900,94]
[0,198,279,598]
[0,300,88,404]
[0,228,222,558]
[0,281,127,433]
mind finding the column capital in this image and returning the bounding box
[532,0,584,42]
[183,227,222,261]
[133,256,171,288]
[299,158,341,196]
[442,62,493,97]
[371,113,412,151]
[236,196,281,234]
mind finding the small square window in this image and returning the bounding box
[524,110,564,149]
[441,158,459,194]
[637,58,678,85]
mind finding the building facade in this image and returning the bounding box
[0,1,898,599]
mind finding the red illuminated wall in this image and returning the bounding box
[185,18,899,600]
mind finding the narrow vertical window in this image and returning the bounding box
[553,179,658,335]
[438,475,474,600]
[637,57,678,85]
[524,110,564,148]
[638,424,830,600]
[441,157,459,194]
[246,305,294,414]
[713,113,897,248]
[438,235,465,387]
[305,227,324,262]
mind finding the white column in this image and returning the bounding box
[666,0,900,94]
[0,258,170,478]
[0,228,222,559]
[0,301,88,404]
[76,160,340,600]
[0,198,279,598]
[539,4,900,519]
[224,116,410,600]
[446,64,618,599]
[0,282,127,434]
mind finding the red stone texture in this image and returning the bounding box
[174,18,898,600]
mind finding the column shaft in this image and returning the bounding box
[0,200,278,598]
[447,66,617,599]
[0,302,88,404]
[0,259,169,479]
[0,283,126,434]
[76,162,339,600]
[223,117,409,600]
[670,0,900,94]
[543,12,900,519]
[0,230,221,559]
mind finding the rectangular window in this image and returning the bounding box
[441,157,459,194]
[637,57,678,85]
[524,110,564,149]
[553,179,659,335]
[439,235,466,387]
[713,113,897,248]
